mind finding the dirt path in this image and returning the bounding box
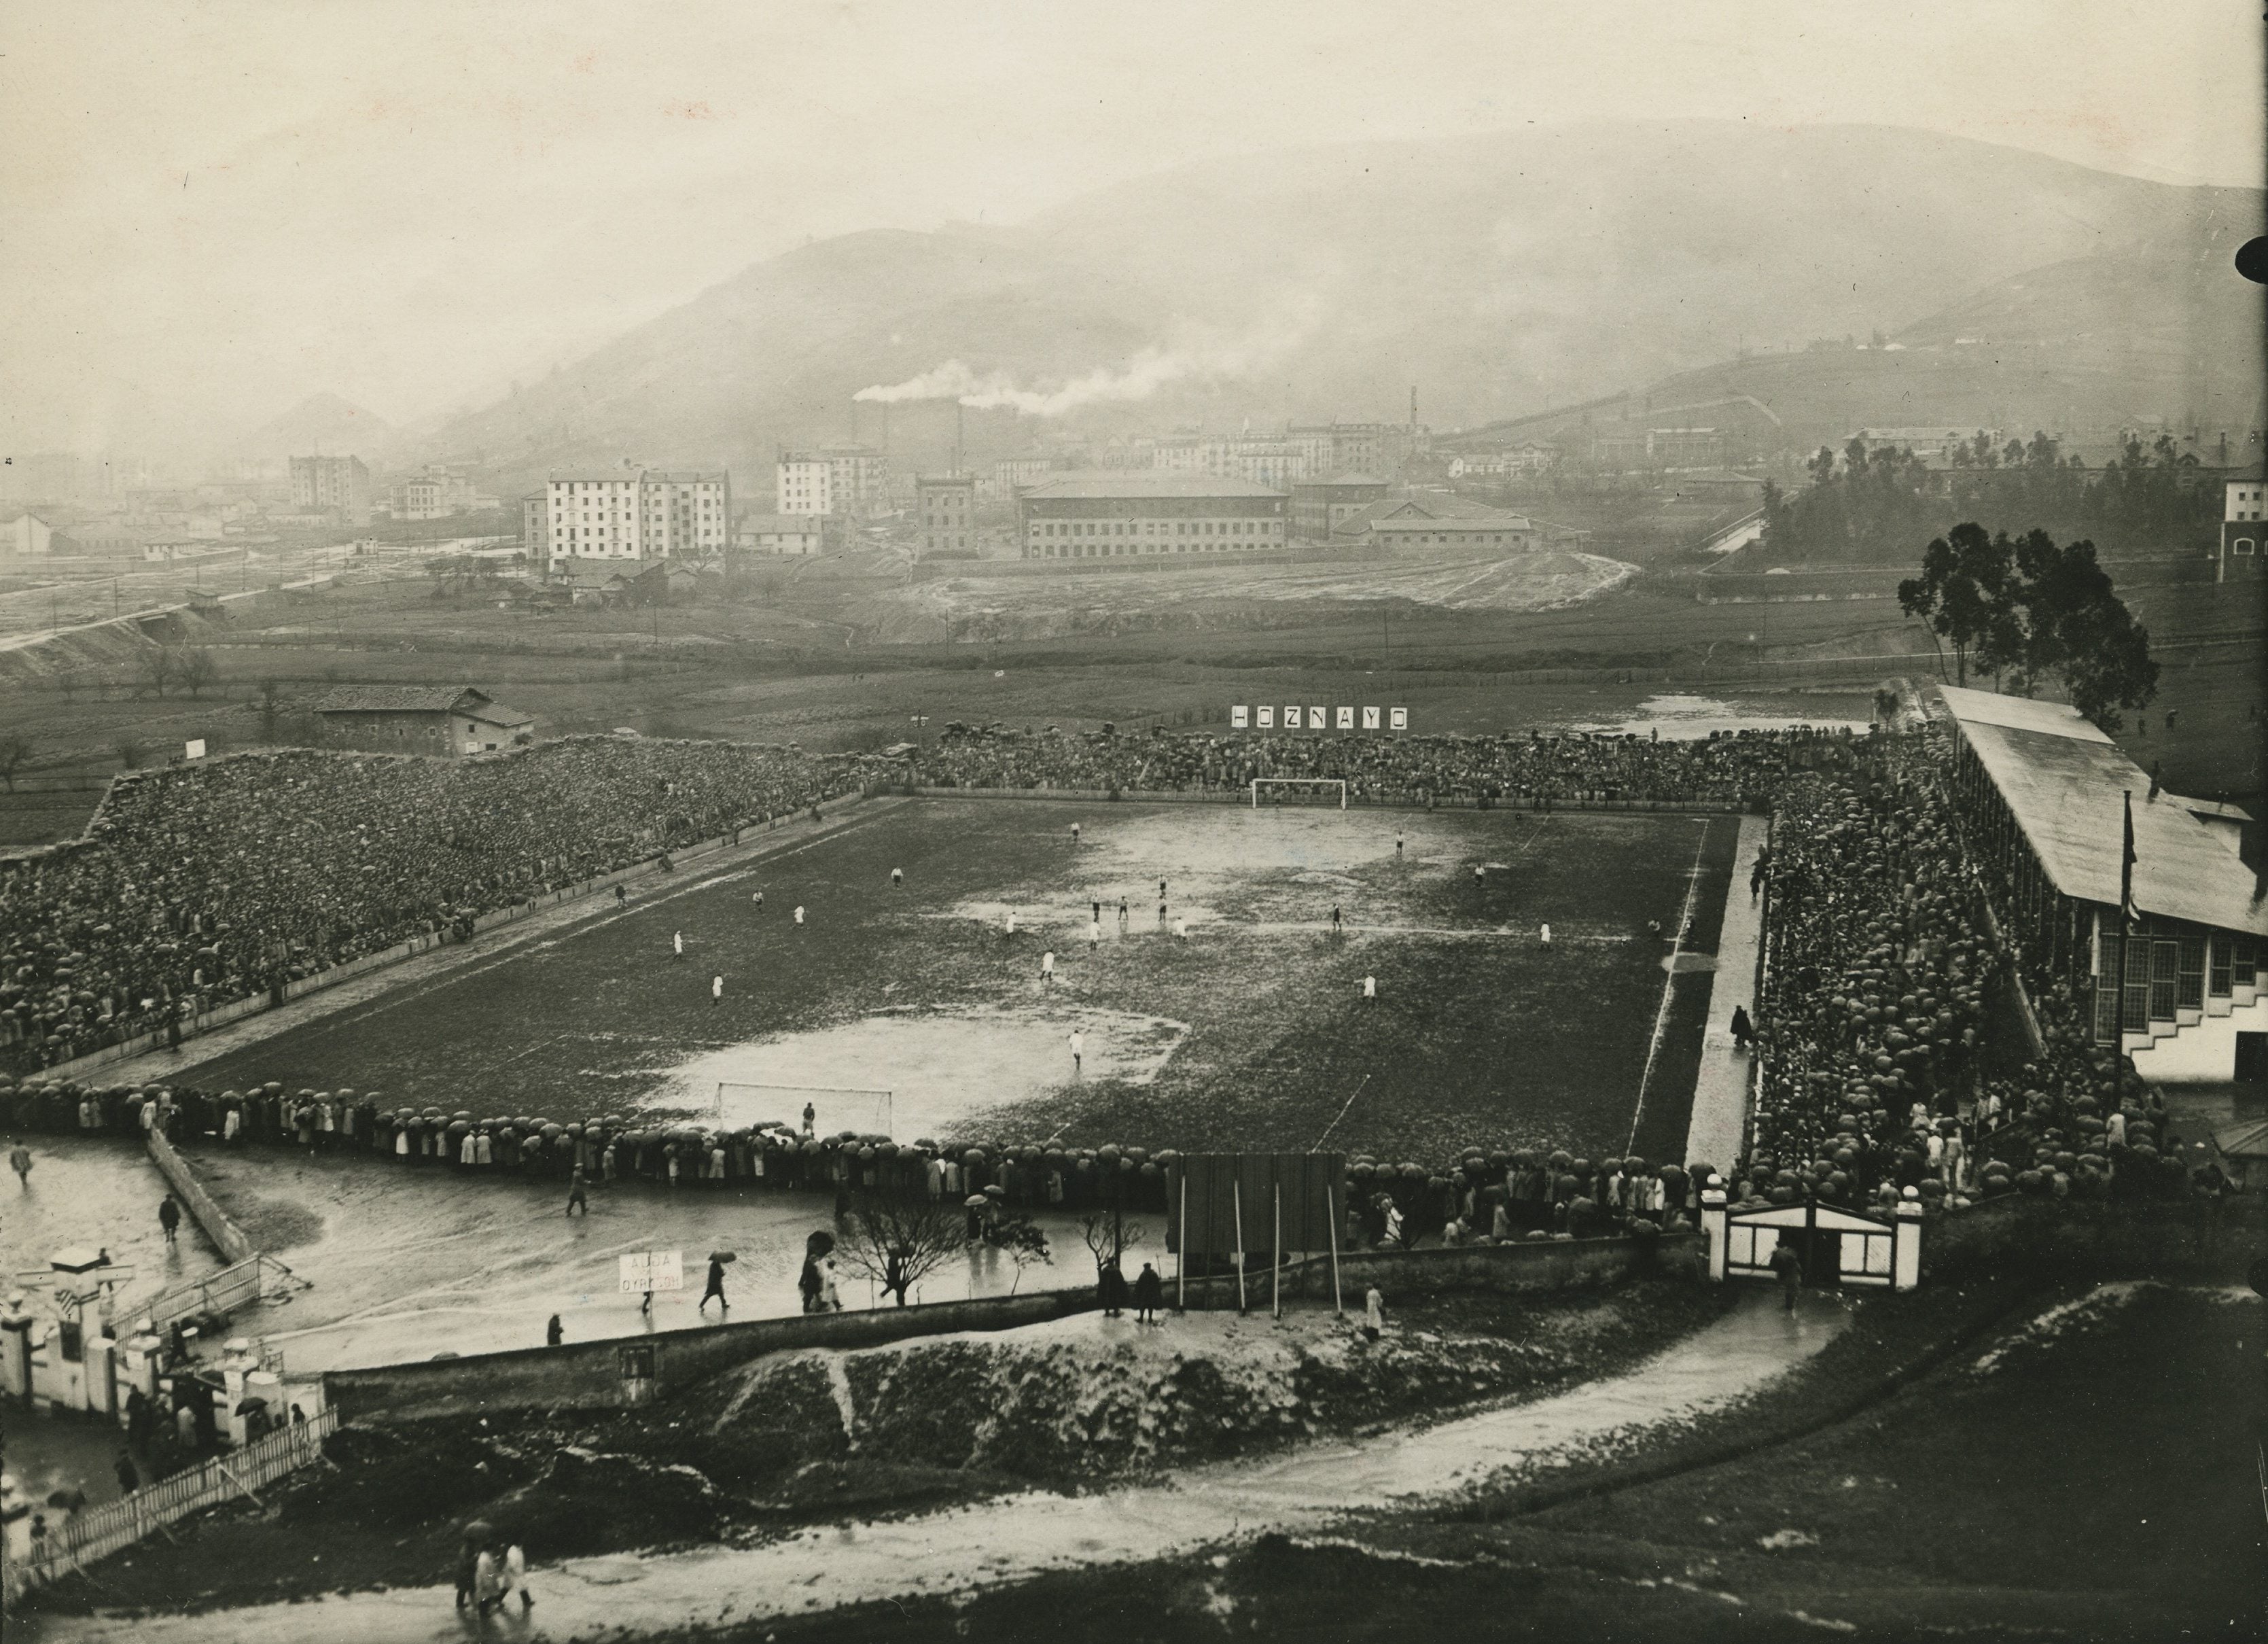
[18,1287,1844,1643]
[1680,811,1767,1170]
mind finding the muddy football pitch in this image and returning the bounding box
[177,798,1736,1165]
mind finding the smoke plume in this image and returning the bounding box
[853,307,1320,417]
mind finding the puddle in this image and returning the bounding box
[642,1007,1188,1141]
[1565,694,1873,739]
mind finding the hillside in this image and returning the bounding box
[223,392,397,465]
[404,121,2263,490]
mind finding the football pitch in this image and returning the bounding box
[179,798,1737,1164]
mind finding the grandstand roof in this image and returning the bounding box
[1936,685,2267,936]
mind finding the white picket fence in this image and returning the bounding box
[6,1407,338,1601]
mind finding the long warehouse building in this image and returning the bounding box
[1018,472,1287,561]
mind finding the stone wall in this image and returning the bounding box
[323,1231,1697,1424]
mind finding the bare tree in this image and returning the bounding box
[835,1189,966,1306]
[1077,1210,1143,1282]
[988,1211,1052,1294]
[258,678,284,741]
[0,735,29,792]
[178,647,219,699]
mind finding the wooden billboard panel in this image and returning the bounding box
[1167,1153,1342,1260]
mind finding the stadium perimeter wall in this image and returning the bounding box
[1924,1194,2265,1284]
[143,1128,258,1265]
[323,1233,1693,1424]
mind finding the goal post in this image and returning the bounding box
[1251,777,1347,810]
[714,1081,893,1137]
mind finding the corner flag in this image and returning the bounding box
[2121,790,2138,932]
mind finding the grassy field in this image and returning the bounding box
[173,797,1733,1164]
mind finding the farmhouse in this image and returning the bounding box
[310,686,535,758]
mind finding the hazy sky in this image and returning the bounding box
[1,0,2258,463]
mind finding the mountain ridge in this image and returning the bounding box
[393,120,2261,489]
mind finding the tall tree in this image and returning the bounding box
[1898,523,2015,686]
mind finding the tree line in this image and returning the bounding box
[1898,523,2159,733]
[1761,432,2222,564]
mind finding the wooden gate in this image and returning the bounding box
[1706,1191,1919,1291]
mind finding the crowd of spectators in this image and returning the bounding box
[1,738,869,1074]
[908,721,1856,807]
[1746,727,2203,1210]
[0,715,2225,1214]
[0,1074,1182,1217]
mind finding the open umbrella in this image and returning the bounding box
[964,1194,990,1208]
[707,1251,737,1264]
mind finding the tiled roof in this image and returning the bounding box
[310,686,489,714]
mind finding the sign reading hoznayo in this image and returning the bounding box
[618,1251,684,1293]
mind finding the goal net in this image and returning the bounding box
[1251,777,1347,810]
[715,1081,893,1137]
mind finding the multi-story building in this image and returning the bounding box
[522,491,548,559]
[1018,473,1287,561]
[289,454,371,514]
[2219,476,2265,580]
[991,455,1059,497]
[917,474,977,557]
[1288,423,1400,478]
[1151,434,1310,488]
[777,447,888,517]
[402,476,449,520]
[1288,474,1391,542]
[1447,443,1559,478]
[544,470,731,563]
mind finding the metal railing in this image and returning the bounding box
[7,1407,338,1601]
[137,1253,296,1331]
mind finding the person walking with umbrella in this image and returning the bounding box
[158,1193,181,1246]
[698,1251,732,1316]
[1099,1257,1130,1319]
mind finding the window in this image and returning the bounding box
[2211,937,2232,997]
[2119,934,2150,1034]
[2235,939,2257,989]
[2150,939,2179,1020]
[2178,934,2205,1011]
